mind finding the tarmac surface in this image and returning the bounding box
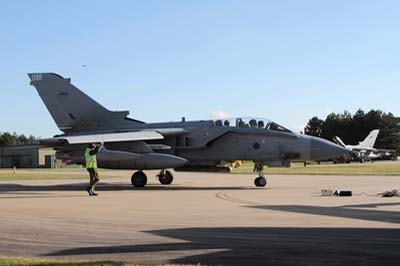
[0,170,399,265]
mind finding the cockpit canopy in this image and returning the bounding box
[213,117,292,133]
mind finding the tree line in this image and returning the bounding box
[0,132,40,146]
[305,109,400,152]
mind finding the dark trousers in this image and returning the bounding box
[87,168,100,191]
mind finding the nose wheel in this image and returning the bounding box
[254,176,267,187]
[158,170,174,185]
[253,162,267,187]
[131,171,147,187]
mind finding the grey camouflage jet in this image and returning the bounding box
[28,73,348,187]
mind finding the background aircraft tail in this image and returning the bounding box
[28,73,143,133]
[358,129,379,148]
[333,136,346,148]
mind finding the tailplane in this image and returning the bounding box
[28,73,143,133]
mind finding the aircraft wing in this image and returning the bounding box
[375,148,396,153]
[350,147,374,153]
[373,148,397,158]
[44,131,164,144]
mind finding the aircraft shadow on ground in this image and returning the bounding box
[0,182,258,193]
[47,227,400,266]
[248,203,400,225]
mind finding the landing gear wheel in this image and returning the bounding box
[254,176,267,187]
[131,171,147,187]
[253,162,267,187]
[158,170,173,185]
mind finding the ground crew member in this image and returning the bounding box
[85,143,102,196]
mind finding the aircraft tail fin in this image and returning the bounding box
[358,129,379,148]
[28,73,143,133]
[333,136,346,148]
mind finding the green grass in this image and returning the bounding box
[0,257,196,266]
[232,161,400,175]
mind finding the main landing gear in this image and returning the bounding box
[131,171,147,187]
[131,169,174,187]
[253,162,267,187]
[157,170,174,185]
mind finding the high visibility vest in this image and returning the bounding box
[85,148,97,169]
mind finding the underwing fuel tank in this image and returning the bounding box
[97,149,142,161]
[55,149,142,161]
[56,149,188,170]
[175,165,232,173]
[127,152,188,169]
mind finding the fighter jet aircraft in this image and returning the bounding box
[28,73,348,187]
[333,129,396,162]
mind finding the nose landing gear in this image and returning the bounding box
[254,176,267,187]
[254,162,267,187]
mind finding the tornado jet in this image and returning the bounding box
[28,73,348,187]
[333,129,396,162]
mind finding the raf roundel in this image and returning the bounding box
[253,142,260,150]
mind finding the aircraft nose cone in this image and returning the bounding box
[309,137,349,161]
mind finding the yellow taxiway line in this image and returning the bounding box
[216,191,262,205]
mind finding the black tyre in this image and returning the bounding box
[258,177,267,187]
[131,171,147,187]
[159,170,173,185]
[254,176,266,187]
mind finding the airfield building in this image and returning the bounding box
[0,146,60,168]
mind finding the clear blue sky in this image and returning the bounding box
[1,0,400,137]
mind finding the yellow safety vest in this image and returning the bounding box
[85,148,97,169]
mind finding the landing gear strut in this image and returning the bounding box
[131,171,147,187]
[253,162,267,187]
[158,170,173,185]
